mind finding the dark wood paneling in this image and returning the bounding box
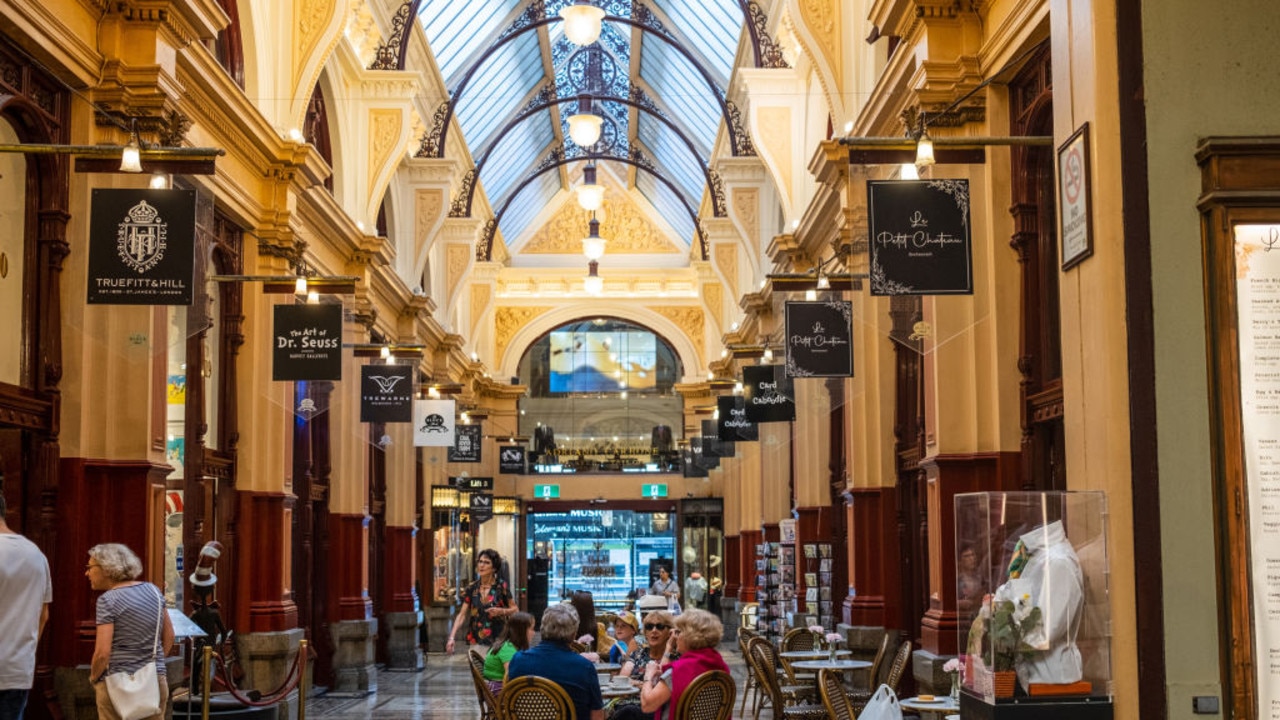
[739,529,762,602]
[235,491,298,633]
[383,525,418,613]
[846,487,898,629]
[329,512,373,621]
[723,534,740,598]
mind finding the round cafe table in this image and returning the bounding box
[594,662,623,672]
[779,649,852,660]
[789,658,872,694]
[900,695,960,717]
[601,684,640,699]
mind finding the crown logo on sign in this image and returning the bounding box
[126,200,160,224]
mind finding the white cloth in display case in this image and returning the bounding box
[993,519,1084,687]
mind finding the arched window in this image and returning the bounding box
[210,0,245,88]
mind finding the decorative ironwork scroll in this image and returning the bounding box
[369,1,417,71]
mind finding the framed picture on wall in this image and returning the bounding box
[1058,122,1094,270]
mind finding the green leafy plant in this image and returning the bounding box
[986,593,1042,672]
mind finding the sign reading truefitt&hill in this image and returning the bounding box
[717,396,758,442]
[785,301,854,378]
[272,304,343,381]
[88,189,196,305]
[867,179,973,295]
[360,364,413,423]
[448,423,483,463]
[742,365,795,423]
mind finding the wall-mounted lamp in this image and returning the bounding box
[915,131,936,168]
[119,131,142,173]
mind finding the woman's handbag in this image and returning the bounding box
[105,588,164,720]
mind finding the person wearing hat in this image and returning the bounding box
[608,611,641,666]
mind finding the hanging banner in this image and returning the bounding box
[718,396,758,442]
[469,492,494,524]
[360,365,413,422]
[448,423,484,463]
[702,419,734,458]
[88,188,196,305]
[414,399,456,446]
[785,301,854,378]
[452,475,494,491]
[499,445,527,474]
[682,444,708,477]
[867,179,973,295]
[272,304,343,381]
[743,365,795,423]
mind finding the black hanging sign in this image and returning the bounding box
[718,396,758,442]
[360,365,413,422]
[499,445,527,474]
[452,475,494,491]
[702,419,735,458]
[448,423,483,463]
[272,304,343,381]
[867,179,973,295]
[785,301,854,378]
[743,365,795,423]
[682,444,709,477]
[88,189,197,305]
[469,492,494,523]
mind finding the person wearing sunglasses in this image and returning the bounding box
[611,612,680,720]
[639,609,730,720]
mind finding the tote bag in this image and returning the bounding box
[859,683,903,720]
[105,588,164,720]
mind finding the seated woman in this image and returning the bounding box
[482,611,535,695]
[639,609,730,720]
[568,590,609,659]
[609,611,642,667]
[612,610,679,720]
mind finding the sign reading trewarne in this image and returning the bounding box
[785,301,853,378]
[272,304,343,381]
[88,189,196,305]
[867,179,972,295]
[743,365,795,423]
[360,365,413,422]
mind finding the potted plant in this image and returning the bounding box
[984,592,1042,696]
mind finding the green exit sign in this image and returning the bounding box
[642,483,668,498]
[534,484,560,499]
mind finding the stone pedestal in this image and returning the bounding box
[721,602,739,644]
[383,611,424,670]
[913,647,953,696]
[330,618,378,695]
[426,603,454,653]
[238,628,305,698]
[54,666,97,720]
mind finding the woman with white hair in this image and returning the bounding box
[86,543,175,720]
[507,604,604,720]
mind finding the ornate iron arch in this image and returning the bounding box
[476,146,707,262]
[417,0,755,159]
[448,80,726,218]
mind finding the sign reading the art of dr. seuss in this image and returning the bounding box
[448,423,483,463]
[785,301,854,378]
[499,445,526,474]
[272,304,343,381]
[717,396,758,442]
[413,398,456,446]
[702,419,734,458]
[88,189,196,305]
[359,364,413,423]
[743,365,795,423]
[867,179,973,295]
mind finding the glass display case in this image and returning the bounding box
[955,491,1112,720]
[430,486,473,605]
[679,499,724,614]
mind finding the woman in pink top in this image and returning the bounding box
[638,609,729,720]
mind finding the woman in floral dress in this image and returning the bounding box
[446,549,519,652]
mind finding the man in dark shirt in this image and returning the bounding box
[508,603,604,720]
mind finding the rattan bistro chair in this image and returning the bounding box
[748,638,827,720]
[779,627,818,685]
[498,675,577,720]
[467,649,499,720]
[818,669,858,720]
[674,670,736,720]
[849,640,912,716]
[737,629,762,716]
[849,631,893,696]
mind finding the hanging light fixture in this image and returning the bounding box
[584,260,603,295]
[559,0,605,46]
[119,130,142,173]
[915,130,936,168]
[576,163,605,211]
[816,270,830,290]
[582,215,607,262]
[567,94,603,148]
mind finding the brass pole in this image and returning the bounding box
[0,143,225,158]
[836,135,1054,149]
[297,639,309,720]
[202,646,213,720]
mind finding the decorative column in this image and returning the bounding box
[380,420,422,670]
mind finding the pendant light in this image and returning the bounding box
[576,163,605,211]
[584,260,603,295]
[567,94,603,148]
[559,0,605,46]
[582,215,607,262]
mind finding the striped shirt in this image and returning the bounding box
[96,583,167,677]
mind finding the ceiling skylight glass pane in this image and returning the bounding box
[455,33,545,150]
[500,173,562,245]
[637,172,695,243]
[639,39,720,154]
[480,115,556,205]
[636,119,704,200]
[417,0,522,84]
[649,0,741,83]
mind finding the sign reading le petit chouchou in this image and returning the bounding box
[785,301,854,378]
[867,179,973,295]
[88,189,197,305]
[360,364,413,423]
[272,304,343,381]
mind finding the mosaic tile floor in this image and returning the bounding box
[303,643,774,720]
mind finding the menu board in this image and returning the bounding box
[1235,223,1280,719]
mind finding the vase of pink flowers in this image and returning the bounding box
[825,632,844,662]
[808,624,825,651]
[943,658,963,702]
